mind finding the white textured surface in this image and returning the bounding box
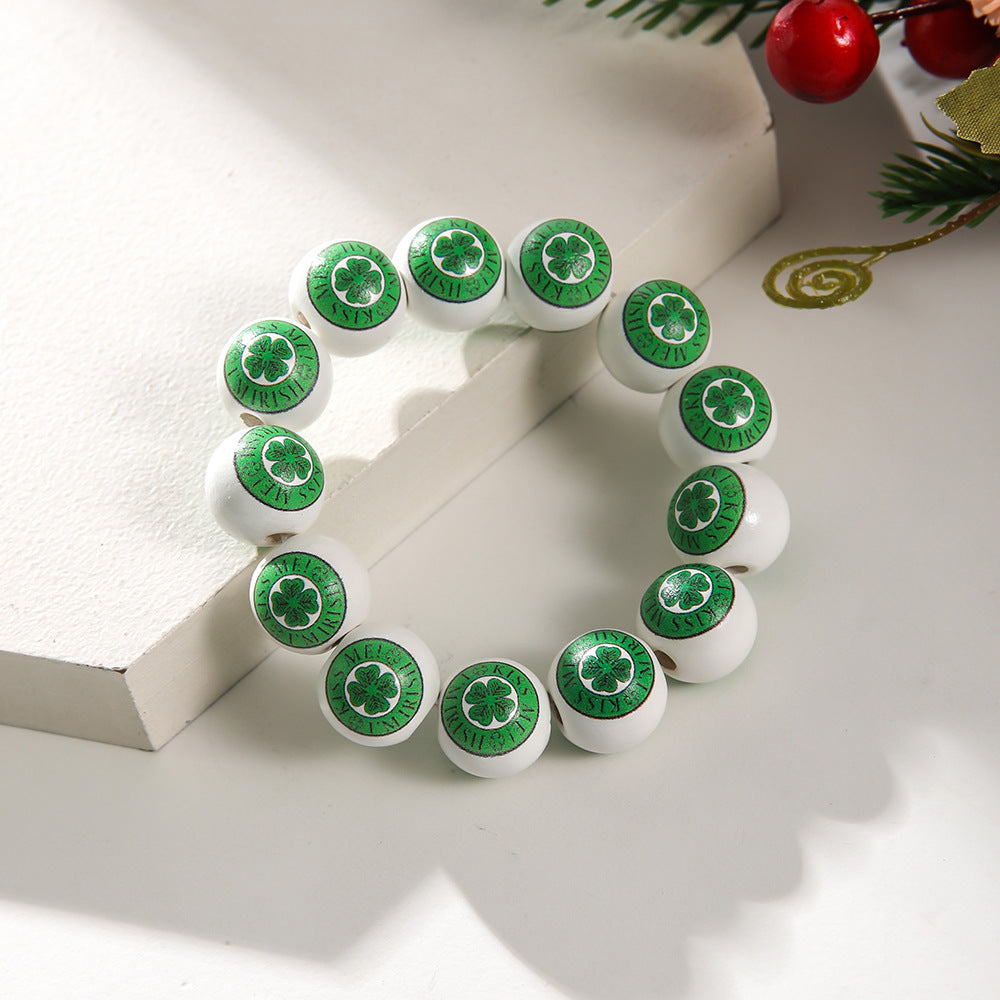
[1,0,771,677]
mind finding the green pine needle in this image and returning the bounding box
[872,137,1000,229]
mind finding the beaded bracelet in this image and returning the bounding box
[205,216,789,779]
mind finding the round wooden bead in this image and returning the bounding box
[438,659,551,778]
[216,317,332,430]
[249,533,369,655]
[667,464,790,575]
[635,563,757,684]
[505,218,613,331]
[392,216,505,331]
[658,364,778,470]
[596,279,711,393]
[289,239,407,357]
[548,628,667,754]
[205,424,325,545]
[318,623,439,746]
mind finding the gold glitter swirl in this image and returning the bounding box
[764,187,1000,310]
[763,248,882,309]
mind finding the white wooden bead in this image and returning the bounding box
[216,317,332,430]
[635,564,757,684]
[318,623,439,746]
[548,628,667,754]
[438,659,551,778]
[205,424,325,545]
[505,218,613,331]
[658,364,778,469]
[392,216,505,331]
[596,279,711,393]
[249,533,369,655]
[289,239,407,357]
[667,463,790,575]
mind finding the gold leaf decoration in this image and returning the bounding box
[937,65,1000,155]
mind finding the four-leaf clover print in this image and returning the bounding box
[270,577,319,628]
[675,483,718,530]
[347,664,399,716]
[544,235,593,281]
[335,258,383,305]
[465,678,515,727]
[243,335,292,383]
[660,570,711,611]
[264,437,312,483]
[435,231,482,275]
[650,295,696,342]
[580,645,632,694]
[705,380,753,426]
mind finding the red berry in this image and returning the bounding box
[903,5,1000,78]
[765,0,881,103]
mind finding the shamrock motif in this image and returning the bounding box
[264,437,312,483]
[465,678,515,726]
[347,664,399,716]
[334,258,383,305]
[675,482,718,530]
[270,577,319,628]
[660,570,711,612]
[434,231,482,275]
[243,335,292,382]
[649,295,696,342]
[580,645,632,694]
[704,380,753,426]
[545,235,593,281]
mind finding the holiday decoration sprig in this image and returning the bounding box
[544,0,887,47]
[545,0,999,97]
[545,2,1000,306]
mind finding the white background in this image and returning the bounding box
[2,8,999,1000]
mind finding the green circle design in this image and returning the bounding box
[440,661,540,758]
[234,425,324,511]
[223,319,320,414]
[323,636,424,737]
[407,217,502,303]
[622,279,709,369]
[640,564,735,639]
[252,551,346,649]
[678,365,773,453]
[667,466,746,556]
[518,219,612,308]
[556,629,656,720]
[306,240,402,331]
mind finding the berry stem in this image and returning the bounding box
[869,0,966,25]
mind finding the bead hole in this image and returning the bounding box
[727,565,749,575]
[548,693,562,727]
[263,532,294,546]
[294,310,311,330]
[654,650,677,673]
[240,412,264,428]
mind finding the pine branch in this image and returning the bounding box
[544,0,891,45]
[871,138,1000,227]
